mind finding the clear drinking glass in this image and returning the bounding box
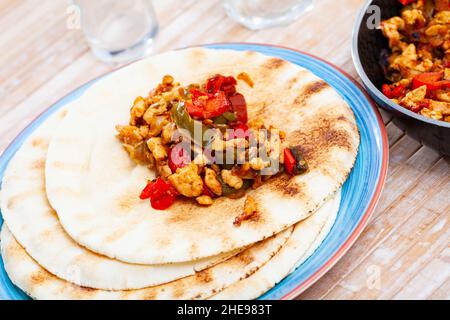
[74,0,159,63]
[223,0,314,30]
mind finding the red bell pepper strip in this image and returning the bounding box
[437,80,450,89]
[398,0,415,5]
[228,93,248,125]
[203,91,231,118]
[189,90,230,119]
[410,100,430,113]
[206,75,237,95]
[139,180,155,200]
[412,72,443,91]
[168,144,191,173]
[382,84,406,99]
[283,148,296,175]
[139,178,178,210]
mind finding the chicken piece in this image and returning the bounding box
[196,195,213,206]
[161,122,176,144]
[211,138,248,151]
[429,100,450,115]
[444,68,450,80]
[116,125,143,145]
[434,90,450,102]
[122,142,154,166]
[234,196,258,226]
[221,169,243,190]
[168,163,203,197]
[130,97,148,126]
[143,106,169,137]
[156,163,172,179]
[433,10,450,24]
[381,16,406,48]
[400,85,427,109]
[147,137,167,161]
[204,167,222,196]
[420,108,443,120]
[247,118,265,130]
[425,24,447,37]
[402,9,426,28]
[249,157,270,171]
[392,44,433,76]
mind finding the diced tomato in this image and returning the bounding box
[382,84,406,99]
[228,93,248,125]
[398,0,415,5]
[168,144,191,173]
[412,72,443,91]
[283,148,296,175]
[139,178,178,210]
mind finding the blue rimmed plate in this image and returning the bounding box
[0,43,388,300]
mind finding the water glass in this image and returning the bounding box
[223,0,314,30]
[74,0,159,63]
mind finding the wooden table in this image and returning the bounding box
[1,0,448,300]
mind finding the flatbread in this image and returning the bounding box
[0,107,240,290]
[45,47,359,264]
[0,224,292,300]
[210,190,340,300]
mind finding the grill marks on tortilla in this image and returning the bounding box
[289,114,354,172]
[116,191,140,212]
[188,48,207,67]
[31,159,45,170]
[6,189,38,210]
[265,175,307,198]
[195,269,213,283]
[31,137,49,150]
[30,271,48,285]
[49,161,87,172]
[294,80,329,106]
[263,57,287,71]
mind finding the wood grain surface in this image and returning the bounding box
[0,0,448,300]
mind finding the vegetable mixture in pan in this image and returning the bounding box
[380,0,450,122]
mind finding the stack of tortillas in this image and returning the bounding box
[0,48,359,300]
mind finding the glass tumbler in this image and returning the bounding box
[223,0,314,30]
[74,0,159,63]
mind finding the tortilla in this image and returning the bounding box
[45,47,359,264]
[0,224,291,300]
[0,107,241,290]
[210,190,340,300]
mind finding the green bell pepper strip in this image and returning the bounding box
[170,101,215,147]
[217,174,253,197]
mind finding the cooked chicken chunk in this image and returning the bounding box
[168,163,203,197]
